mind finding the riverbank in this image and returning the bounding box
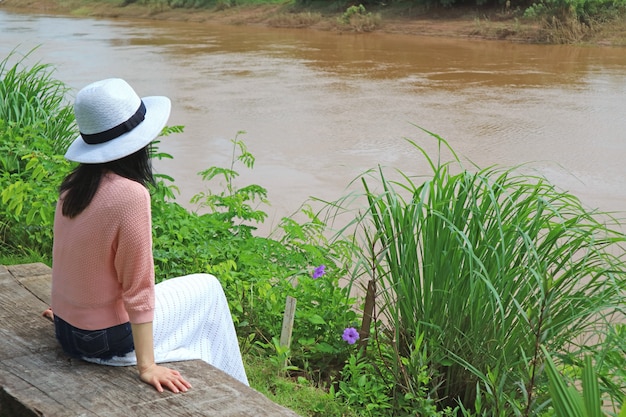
[2,0,626,46]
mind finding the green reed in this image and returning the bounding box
[0,48,75,154]
[343,128,626,414]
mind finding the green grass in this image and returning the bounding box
[0,253,51,267]
[245,354,358,417]
[0,48,75,153]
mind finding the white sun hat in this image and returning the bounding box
[64,78,171,163]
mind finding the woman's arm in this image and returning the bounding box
[131,322,192,393]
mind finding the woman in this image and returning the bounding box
[45,78,248,393]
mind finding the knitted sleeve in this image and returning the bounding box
[113,180,155,324]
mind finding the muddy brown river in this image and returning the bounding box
[2,10,626,234]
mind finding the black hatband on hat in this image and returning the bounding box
[80,101,146,145]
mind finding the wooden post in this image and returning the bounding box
[279,296,297,368]
[358,279,376,350]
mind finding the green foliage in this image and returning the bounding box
[190,132,268,239]
[150,125,183,202]
[335,349,395,416]
[549,323,626,414]
[110,0,626,25]
[592,324,626,406]
[0,48,75,153]
[333,326,457,416]
[0,48,76,256]
[285,259,359,381]
[524,0,626,22]
[336,126,626,415]
[337,4,381,32]
[254,336,298,375]
[339,4,367,23]
[543,347,626,417]
[0,120,73,256]
[150,133,360,385]
[246,354,359,417]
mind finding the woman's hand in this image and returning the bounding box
[139,363,192,393]
[130,322,191,392]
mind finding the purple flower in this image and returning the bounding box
[342,327,360,345]
[312,265,326,279]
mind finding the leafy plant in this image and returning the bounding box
[335,349,394,416]
[335,336,454,417]
[190,132,269,239]
[0,49,76,256]
[0,121,73,255]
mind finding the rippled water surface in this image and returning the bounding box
[2,10,626,231]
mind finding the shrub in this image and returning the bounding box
[0,121,72,255]
[337,4,381,32]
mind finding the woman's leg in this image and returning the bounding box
[152,274,248,385]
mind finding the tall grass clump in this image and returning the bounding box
[340,128,626,415]
[0,49,75,153]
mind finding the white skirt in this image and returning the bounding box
[83,273,249,386]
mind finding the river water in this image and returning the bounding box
[2,10,626,234]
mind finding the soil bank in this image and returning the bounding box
[1,0,625,46]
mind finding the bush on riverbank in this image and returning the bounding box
[2,52,626,416]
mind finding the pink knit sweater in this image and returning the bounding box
[51,173,155,330]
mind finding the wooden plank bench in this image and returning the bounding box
[0,263,300,417]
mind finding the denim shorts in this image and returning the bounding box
[54,315,134,360]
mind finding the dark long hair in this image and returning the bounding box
[59,145,155,218]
